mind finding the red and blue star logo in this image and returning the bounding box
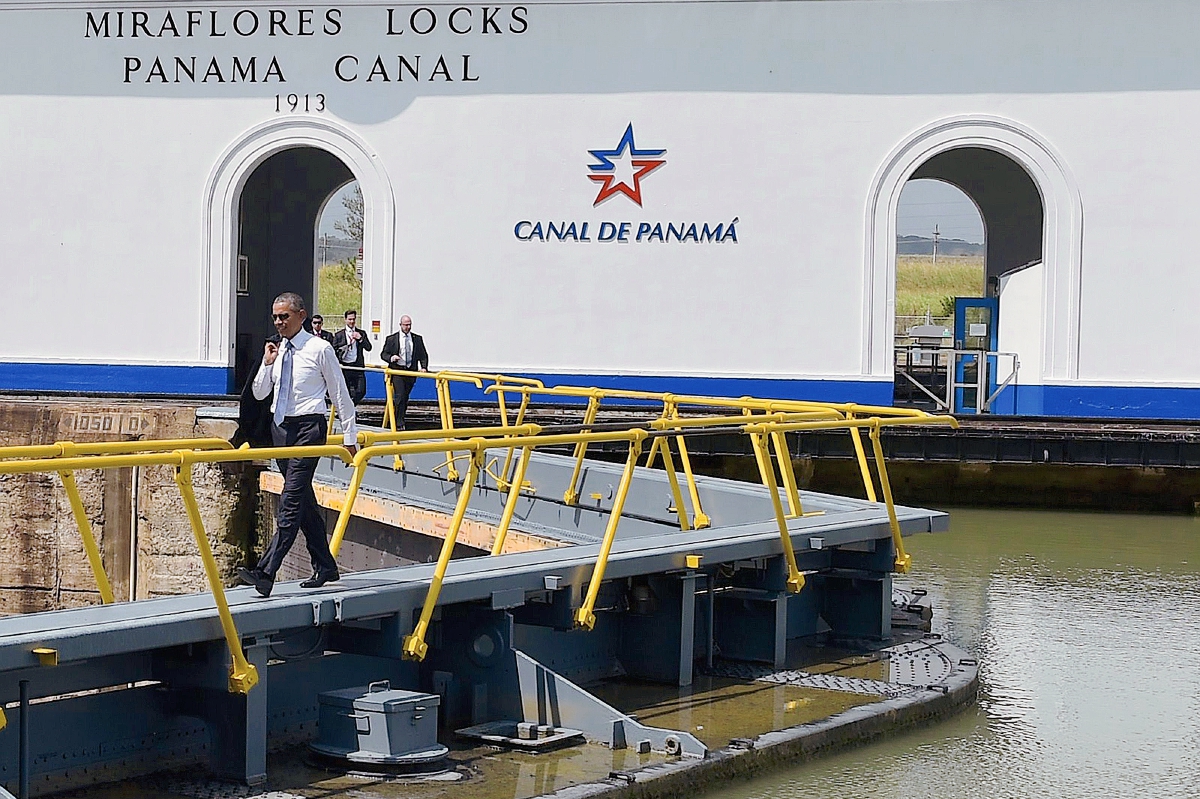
[587,123,666,207]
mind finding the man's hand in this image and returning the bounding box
[263,341,279,365]
[345,444,358,457]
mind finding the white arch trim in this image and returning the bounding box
[200,117,397,364]
[864,115,1083,381]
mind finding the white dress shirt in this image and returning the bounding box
[252,329,358,445]
[340,326,358,363]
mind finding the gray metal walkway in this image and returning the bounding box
[0,443,946,796]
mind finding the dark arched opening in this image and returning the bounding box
[234,148,354,389]
[911,147,1043,293]
[894,146,1046,411]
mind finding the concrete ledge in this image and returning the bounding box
[537,639,978,799]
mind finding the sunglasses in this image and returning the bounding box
[271,313,291,321]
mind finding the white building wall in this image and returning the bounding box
[1,0,1199,409]
[998,263,1044,388]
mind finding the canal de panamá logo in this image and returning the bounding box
[587,123,666,207]
[512,122,737,244]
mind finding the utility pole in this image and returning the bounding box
[932,224,940,268]
[319,234,329,266]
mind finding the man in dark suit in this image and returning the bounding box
[311,315,336,345]
[380,315,429,429]
[332,309,372,405]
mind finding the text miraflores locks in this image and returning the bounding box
[84,7,530,39]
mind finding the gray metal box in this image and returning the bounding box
[314,681,443,762]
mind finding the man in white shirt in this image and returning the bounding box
[238,292,359,598]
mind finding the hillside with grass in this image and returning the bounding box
[317,260,362,318]
[895,255,984,317]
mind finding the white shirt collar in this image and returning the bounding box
[285,328,313,348]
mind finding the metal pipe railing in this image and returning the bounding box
[0,377,956,713]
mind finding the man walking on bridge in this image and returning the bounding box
[381,314,429,430]
[238,292,358,598]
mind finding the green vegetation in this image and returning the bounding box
[317,259,362,317]
[895,255,984,317]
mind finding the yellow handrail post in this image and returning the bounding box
[575,437,643,631]
[403,447,484,661]
[437,377,460,481]
[329,455,370,558]
[750,427,805,594]
[493,387,512,490]
[770,429,804,517]
[847,413,878,502]
[655,436,693,531]
[500,392,531,490]
[58,469,116,604]
[673,430,710,529]
[744,407,774,487]
[173,461,259,694]
[868,423,911,574]
[643,399,674,468]
[490,446,532,555]
[382,368,404,471]
[563,394,601,504]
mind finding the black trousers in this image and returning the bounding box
[256,414,338,579]
[389,373,417,430]
[342,367,366,405]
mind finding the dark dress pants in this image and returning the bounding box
[389,373,417,430]
[256,414,338,579]
[342,367,367,405]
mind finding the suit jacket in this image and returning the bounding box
[332,327,372,367]
[316,330,335,345]
[231,336,280,448]
[381,331,429,372]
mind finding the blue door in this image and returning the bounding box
[953,297,999,413]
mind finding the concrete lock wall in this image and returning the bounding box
[0,400,253,614]
[1,1,1200,414]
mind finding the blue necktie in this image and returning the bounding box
[274,339,294,426]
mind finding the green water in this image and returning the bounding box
[707,507,1200,799]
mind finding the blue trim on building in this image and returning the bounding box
[0,363,230,395]
[1026,385,1200,420]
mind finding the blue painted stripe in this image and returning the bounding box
[1018,385,1200,420]
[0,363,230,395]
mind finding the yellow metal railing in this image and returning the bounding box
[0,375,955,725]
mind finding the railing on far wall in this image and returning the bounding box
[894,344,1019,414]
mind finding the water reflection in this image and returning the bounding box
[703,508,1200,799]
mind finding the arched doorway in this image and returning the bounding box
[866,116,1083,414]
[200,119,397,393]
[233,148,354,388]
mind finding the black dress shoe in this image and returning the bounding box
[300,571,340,589]
[237,567,274,598]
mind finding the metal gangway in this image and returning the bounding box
[0,372,955,796]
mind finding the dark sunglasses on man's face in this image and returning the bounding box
[272,313,291,321]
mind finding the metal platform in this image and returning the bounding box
[0,374,958,796]
[0,444,944,795]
